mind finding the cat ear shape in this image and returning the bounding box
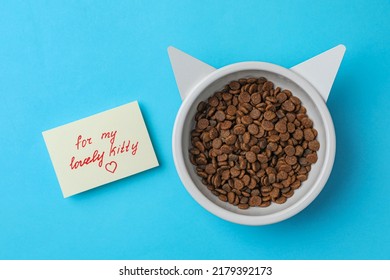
[168,45,346,102]
[291,45,346,102]
[168,46,216,101]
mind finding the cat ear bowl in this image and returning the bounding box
[169,45,345,225]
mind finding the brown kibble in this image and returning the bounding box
[227,105,237,115]
[197,118,209,130]
[229,81,241,90]
[268,173,276,184]
[220,144,232,154]
[238,203,249,209]
[264,111,276,120]
[233,124,246,135]
[190,76,319,209]
[220,120,233,130]
[276,92,287,103]
[262,120,274,131]
[248,124,259,135]
[275,120,287,133]
[267,142,278,152]
[241,115,253,125]
[245,151,257,163]
[208,96,219,107]
[290,96,301,105]
[212,138,222,149]
[230,167,241,177]
[249,196,262,207]
[304,128,315,141]
[209,127,219,139]
[225,134,237,145]
[260,201,271,207]
[243,132,251,144]
[250,108,261,119]
[205,164,216,175]
[221,169,230,180]
[293,129,303,140]
[257,154,268,164]
[268,134,280,142]
[239,92,251,103]
[279,132,290,142]
[214,110,226,122]
[262,81,274,91]
[251,93,262,104]
[270,187,280,198]
[228,192,235,204]
[275,196,287,204]
[282,100,295,112]
[285,156,298,165]
[277,171,288,181]
[308,140,320,151]
[234,179,244,190]
[301,117,313,128]
[284,145,295,156]
[306,153,318,163]
[297,174,308,181]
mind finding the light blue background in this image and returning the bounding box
[1,0,389,260]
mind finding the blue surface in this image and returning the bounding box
[1,0,389,260]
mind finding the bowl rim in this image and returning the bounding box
[172,61,336,225]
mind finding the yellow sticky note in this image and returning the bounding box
[42,101,159,197]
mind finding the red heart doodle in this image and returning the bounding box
[105,161,117,173]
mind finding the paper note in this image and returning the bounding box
[42,101,159,197]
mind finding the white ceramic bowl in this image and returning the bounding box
[172,62,336,225]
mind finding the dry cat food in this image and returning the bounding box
[189,77,320,209]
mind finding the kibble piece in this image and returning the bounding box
[245,151,257,163]
[275,196,287,204]
[276,92,287,103]
[220,120,233,130]
[250,108,261,119]
[227,192,235,204]
[233,124,246,135]
[248,124,259,135]
[239,92,251,103]
[293,129,303,140]
[308,140,320,151]
[230,167,241,177]
[251,93,262,104]
[208,96,219,107]
[284,145,295,156]
[262,120,274,131]
[212,138,222,149]
[306,153,318,163]
[197,118,209,130]
[264,111,276,120]
[225,134,237,145]
[238,203,249,209]
[285,156,298,165]
[249,196,262,207]
[242,115,253,125]
[262,81,274,91]
[215,110,226,122]
[227,105,237,115]
[275,120,287,133]
[304,128,315,141]
[257,154,268,163]
[229,81,241,90]
[301,117,313,128]
[234,179,244,190]
[282,100,295,112]
[205,164,216,175]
